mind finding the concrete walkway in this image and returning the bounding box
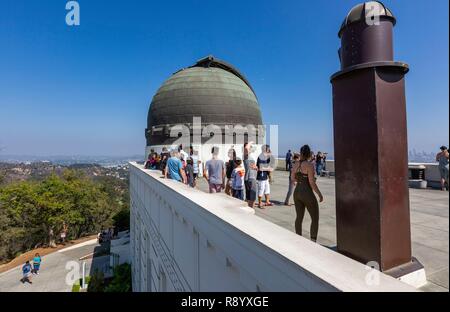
[0,239,110,292]
[197,170,449,292]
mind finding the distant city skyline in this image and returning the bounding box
[0,149,441,164]
[0,0,448,156]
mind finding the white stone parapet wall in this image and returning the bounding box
[129,162,415,292]
[276,159,442,185]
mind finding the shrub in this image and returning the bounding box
[87,270,105,292]
[72,279,80,292]
[105,263,132,292]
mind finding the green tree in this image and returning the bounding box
[0,181,43,257]
[0,168,127,262]
[112,208,130,231]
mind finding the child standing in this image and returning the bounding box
[33,253,42,275]
[231,159,246,200]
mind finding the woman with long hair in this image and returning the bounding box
[291,145,323,242]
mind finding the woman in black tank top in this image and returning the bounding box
[291,145,324,242]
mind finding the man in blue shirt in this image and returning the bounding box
[164,150,186,183]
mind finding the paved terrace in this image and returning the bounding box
[196,170,449,292]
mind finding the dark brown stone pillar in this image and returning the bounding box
[330,2,420,272]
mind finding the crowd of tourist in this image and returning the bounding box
[145,143,328,242]
[145,143,279,209]
[286,149,328,177]
[97,227,117,244]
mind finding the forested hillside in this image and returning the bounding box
[0,165,129,262]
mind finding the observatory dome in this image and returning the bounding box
[146,55,263,146]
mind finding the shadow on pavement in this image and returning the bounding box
[88,240,111,278]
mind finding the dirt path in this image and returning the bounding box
[0,234,98,274]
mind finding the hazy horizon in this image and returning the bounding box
[0,149,441,162]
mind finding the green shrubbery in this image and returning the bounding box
[87,270,105,292]
[105,263,132,292]
[72,275,92,292]
[85,263,132,292]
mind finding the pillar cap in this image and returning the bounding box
[338,1,396,38]
[330,61,409,82]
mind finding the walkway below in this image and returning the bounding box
[197,170,449,292]
[0,239,109,292]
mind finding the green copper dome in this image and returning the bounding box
[146,56,263,146]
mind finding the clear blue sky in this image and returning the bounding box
[0,0,448,156]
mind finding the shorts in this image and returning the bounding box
[209,183,223,193]
[439,166,449,181]
[257,179,270,197]
[245,180,257,201]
